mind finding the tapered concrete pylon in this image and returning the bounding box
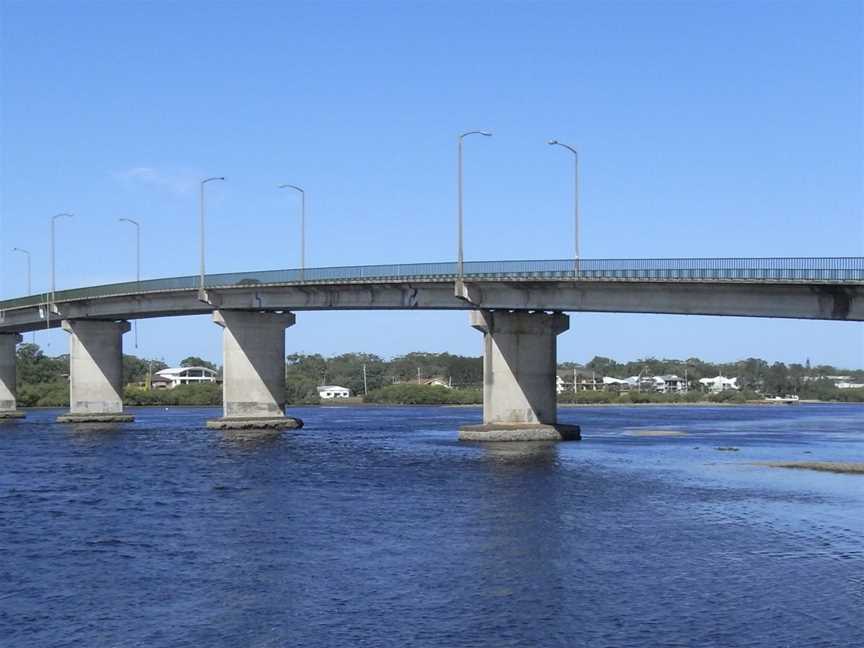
[0,333,25,419]
[459,310,580,442]
[57,319,134,423]
[206,310,303,431]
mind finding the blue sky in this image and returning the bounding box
[1,0,862,368]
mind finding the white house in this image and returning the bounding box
[556,373,571,394]
[654,375,688,393]
[699,375,739,392]
[318,385,351,399]
[602,376,638,391]
[152,366,219,389]
[835,381,864,389]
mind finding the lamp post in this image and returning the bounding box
[548,140,580,274]
[11,247,31,296]
[48,212,73,334]
[457,130,492,278]
[11,247,33,343]
[118,218,140,348]
[278,184,306,280]
[50,213,73,306]
[118,218,141,284]
[199,177,225,299]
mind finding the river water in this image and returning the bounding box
[1,404,862,647]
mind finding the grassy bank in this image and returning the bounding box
[363,383,482,405]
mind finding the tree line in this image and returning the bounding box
[13,343,863,407]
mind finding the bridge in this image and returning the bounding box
[0,257,861,439]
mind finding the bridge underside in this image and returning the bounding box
[0,276,859,436]
[0,280,860,333]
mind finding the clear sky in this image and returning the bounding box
[1,0,862,368]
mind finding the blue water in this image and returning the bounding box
[2,404,862,647]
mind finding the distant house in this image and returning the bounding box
[556,372,572,394]
[654,374,688,393]
[318,385,351,399]
[600,375,688,393]
[835,381,864,389]
[574,369,601,391]
[699,375,739,392]
[557,368,600,393]
[602,376,636,391]
[152,366,219,389]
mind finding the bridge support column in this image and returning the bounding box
[459,310,580,442]
[206,310,303,431]
[58,320,134,423]
[0,334,25,419]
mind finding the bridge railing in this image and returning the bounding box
[1,257,861,311]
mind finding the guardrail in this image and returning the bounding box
[1,257,862,311]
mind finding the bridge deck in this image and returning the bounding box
[0,258,861,331]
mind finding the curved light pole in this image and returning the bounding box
[11,247,31,296]
[12,247,33,342]
[118,218,140,348]
[458,130,492,278]
[548,140,580,274]
[199,177,225,299]
[278,184,305,280]
[48,212,73,333]
[50,213,73,305]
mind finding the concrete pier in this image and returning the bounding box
[0,333,25,419]
[459,310,580,442]
[57,320,134,423]
[206,310,303,431]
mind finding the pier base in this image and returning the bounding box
[206,310,304,431]
[206,416,304,431]
[56,413,135,424]
[0,333,24,420]
[462,310,579,442]
[459,422,581,442]
[58,320,134,423]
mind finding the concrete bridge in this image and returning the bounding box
[0,257,861,440]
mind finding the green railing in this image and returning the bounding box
[1,257,862,311]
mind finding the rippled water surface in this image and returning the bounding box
[2,404,863,647]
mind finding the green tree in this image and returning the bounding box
[285,353,328,403]
[17,343,68,385]
[586,356,621,377]
[179,356,218,372]
[123,355,168,385]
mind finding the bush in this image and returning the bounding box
[124,384,222,406]
[834,388,864,403]
[558,390,617,404]
[364,383,481,405]
[17,381,69,407]
[706,389,760,404]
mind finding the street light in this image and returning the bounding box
[118,218,141,348]
[548,139,580,273]
[117,218,141,284]
[50,213,73,305]
[11,247,33,343]
[11,247,31,296]
[457,130,492,278]
[199,177,225,299]
[278,184,306,280]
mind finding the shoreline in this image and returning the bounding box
[16,400,861,411]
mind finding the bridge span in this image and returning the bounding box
[0,257,861,439]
